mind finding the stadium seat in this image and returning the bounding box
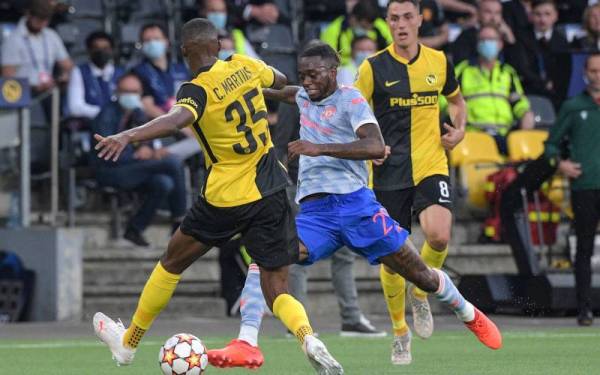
[450,132,503,210]
[68,0,105,18]
[527,95,556,129]
[449,131,503,167]
[568,53,587,98]
[507,129,549,162]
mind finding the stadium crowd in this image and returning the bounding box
[0,0,598,328]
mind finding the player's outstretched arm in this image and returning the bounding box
[263,85,300,104]
[288,123,385,161]
[271,66,288,90]
[94,106,195,162]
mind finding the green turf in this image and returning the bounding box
[2,328,599,374]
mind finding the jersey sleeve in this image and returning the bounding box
[345,88,378,133]
[354,59,375,105]
[233,54,276,88]
[441,58,460,97]
[174,83,207,121]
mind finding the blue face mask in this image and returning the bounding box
[142,40,167,60]
[477,40,500,61]
[353,27,368,37]
[218,49,235,60]
[207,12,227,30]
[353,51,371,67]
[118,93,142,110]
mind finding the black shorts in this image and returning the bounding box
[374,174,452,232]
[180,189,298,269]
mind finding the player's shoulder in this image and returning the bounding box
[364,45,391,65]
[338,86,369,109]
[419,44,448,63]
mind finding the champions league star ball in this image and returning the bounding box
[159,333,209,375]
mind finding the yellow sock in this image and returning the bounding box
[123,262,181,348]
[273,294,313,344]
[413,242,448,299]
[379,265,408,337]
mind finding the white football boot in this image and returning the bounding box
[407,283,434,339]
[93,312,136,366]
[303,335,344,375]
[391,330,412,365]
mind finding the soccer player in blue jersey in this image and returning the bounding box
[207,42,502,370]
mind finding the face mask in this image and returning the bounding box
[90,49,112,68]
[118,93,142,110]
[218,49,235,60]
[477,40,499,61]
[353,51,370,67]
[207,12,227,30]
[142,40,167,60]
[353,26,368,37]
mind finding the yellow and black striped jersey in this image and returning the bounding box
[174,54,288,207]
[355,44,459,190]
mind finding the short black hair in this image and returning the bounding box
[117,72,142,87]
[300,42,341,68]
[352,0,380,23]
[85,31,114,50]
[139,22,167,40]
[387,0,420,10]
[532,0,556,10]
[181,18,218,45]
[351,35,376,50]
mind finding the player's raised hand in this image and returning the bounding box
[441,123,464,151]
[94,133,130,162]
[288,140,322,160]
[372,145,391,166]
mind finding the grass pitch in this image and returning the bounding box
[2,328,598,374]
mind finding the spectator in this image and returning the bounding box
[91,73,187,247]
[454,25,533,154]
[132,23,189,119]
[337,36,377,85]
[451,0,517,64]
[543,53,600,327]
[502,0,533,38]
[507,0,570,110]
[572,4,600,52]
[67,31,124,120]
[418,0,449,50]
[1,0,73,97]
[438,0,477,25]
[225,0,289,28]
[321,0,392,65]
[199,0,259,58]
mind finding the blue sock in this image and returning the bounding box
[238,264,266,346]
[433,269,475,322]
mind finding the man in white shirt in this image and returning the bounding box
[1,0,73,96]
[67,31,124,119]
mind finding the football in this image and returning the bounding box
[158,333,209,375]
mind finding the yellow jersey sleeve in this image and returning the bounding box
[173,83,208,122]
[231,54,276,88]
[441,58,460,98]
[354,59,374,105]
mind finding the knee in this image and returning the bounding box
[150,175,174,194]
[426,229,450,250]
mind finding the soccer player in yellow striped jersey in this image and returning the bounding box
[91,18,342,374]
[354,0,468,365]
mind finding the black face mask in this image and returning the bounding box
[90,49,112,68]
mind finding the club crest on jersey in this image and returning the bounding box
[321,106,337,120]
[425,74,437,86]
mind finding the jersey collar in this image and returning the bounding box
[387,43,421,65]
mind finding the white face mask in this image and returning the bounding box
[118,93,142,110]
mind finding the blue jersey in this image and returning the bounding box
[295,86,378,202]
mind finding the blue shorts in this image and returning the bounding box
[296,187,409,265]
